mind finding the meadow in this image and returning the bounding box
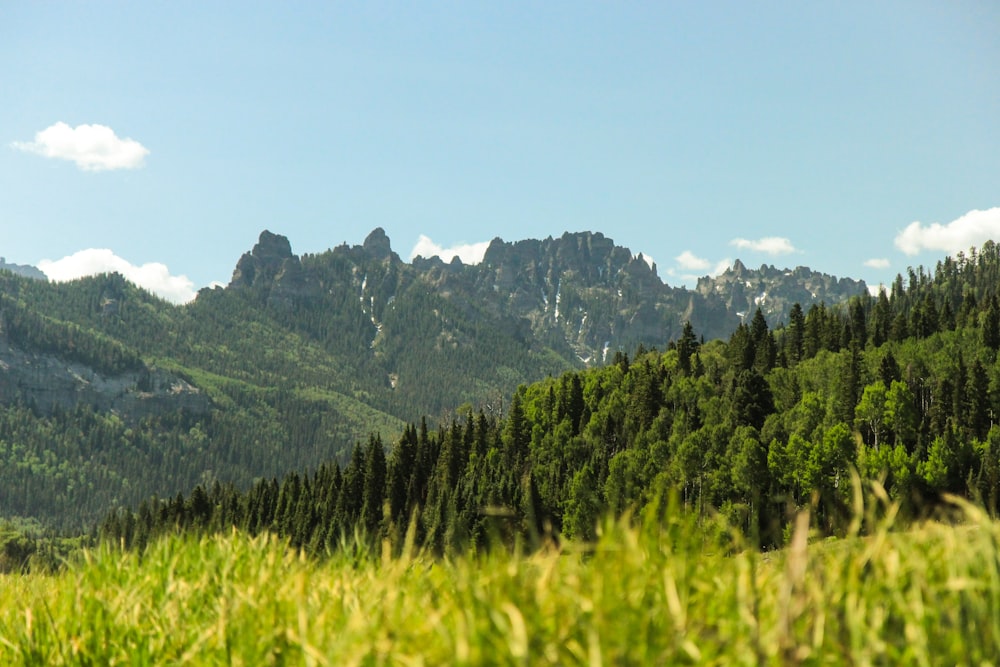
[1,487,998,665]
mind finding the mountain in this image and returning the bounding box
[101,239,1000,559]
[226,228,867,378]
[697,259,868,325]
[0,257,46,281]
[0,228,869,530]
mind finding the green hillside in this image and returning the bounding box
[96,242,1000,558]
[0,237,997,539]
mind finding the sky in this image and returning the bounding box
[2,2,998,304]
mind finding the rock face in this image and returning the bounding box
[362,227,396,262]
[222,228,868,366]
[228,230,296,290]
[0,332,210,419]
[228,230,316,309]
[696,261,869,326]
[0,258,46,281]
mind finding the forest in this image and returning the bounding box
[94,242,1000,558]
[0,242,999,570]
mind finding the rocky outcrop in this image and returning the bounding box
[0,258,46,281]
[228,230,296,290]
[696,261,868,326]
[221,228,868,366]
[227,231,323,309]
[0,333,210,419]
[362,228,397,262]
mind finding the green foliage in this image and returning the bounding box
[8,242,1000,552]
[0,292,143,375]
[6,493,1000,664]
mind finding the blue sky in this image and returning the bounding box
[2,2,998,303]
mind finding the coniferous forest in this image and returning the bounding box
[1,238,1000,568]
[96,242,1000,558]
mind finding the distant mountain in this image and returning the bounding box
[0,228,869,529]
[0,257,46,280]
[227,228,867,370]
[696,259,868,326]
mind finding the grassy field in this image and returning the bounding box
[1,490,999,665]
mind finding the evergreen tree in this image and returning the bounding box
[387,425,417,524]
[676,320,698,374]
[729,369,774,430]
[984,295,1000,353]
[871,289,891,347]
[832,344,861,425]
[849,298,867,348]
[785,303,805,365]
[503,390,530,472]
[967,360,991,440]
[360,434,387,537]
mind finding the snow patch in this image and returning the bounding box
[554,278,562,323]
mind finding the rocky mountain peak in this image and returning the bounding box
[0,257,46,281]
[697,261,868,325]
[228,230,296,289]
[219,226,868,364]
[363,228,393,261]
[481,237,507,266]
[253,230,294,261]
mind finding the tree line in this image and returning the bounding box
[100,240,1000,553]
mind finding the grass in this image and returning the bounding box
[1,489,999,665]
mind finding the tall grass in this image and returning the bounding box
[1,488,999,664]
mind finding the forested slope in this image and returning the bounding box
[101,242,1000,555]
[0,270,405,531]
[0,228,868,532]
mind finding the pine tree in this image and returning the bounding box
[871,289,891,346]
[832,344,861,425]
[676,320,698,374]
[504,390,530,472]
[360,434,387,537]
[335,444,366,527]
[849,298,867,348]
[967,359,990,440]
[785,303,805,365]
[388,425,417,524]
[983,295,1000,353]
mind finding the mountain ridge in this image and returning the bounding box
[0,257,46,281]
[225,227,867,362]
[0,227,871,529]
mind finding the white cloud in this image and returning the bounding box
[675,250,710,271]
[864,258,890,269]
[730,237,796,255]
[409,235,490,264]
[12,122,149,171]
[867,284,886,297]
[668,254,732,286]
[712,258,733,275]
[38,249,197,304]
[894,207,1000,256]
